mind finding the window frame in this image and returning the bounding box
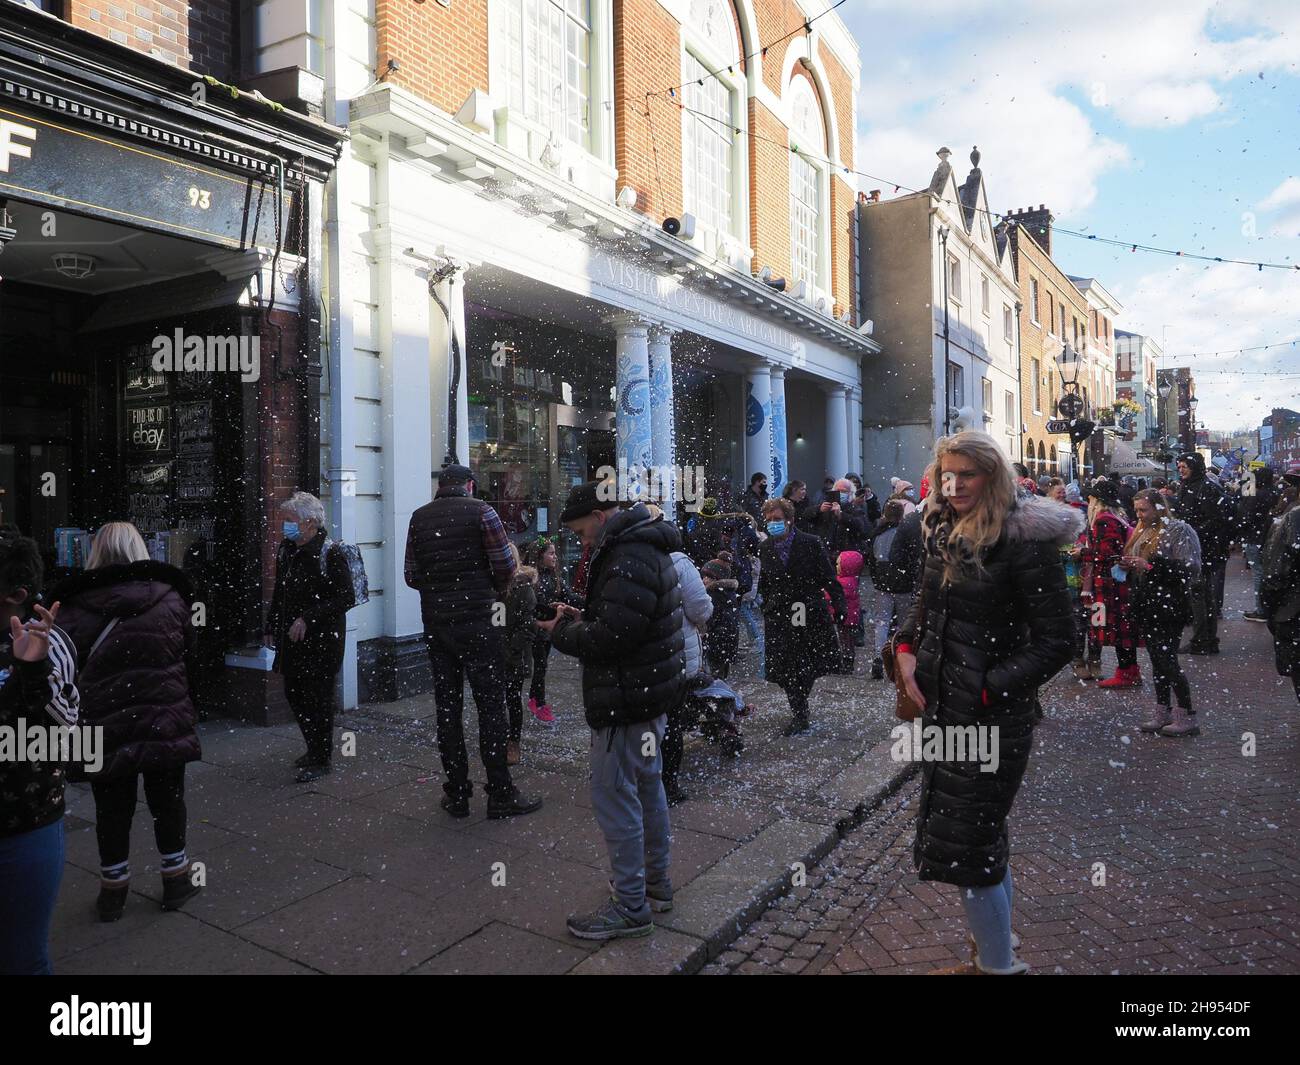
[947,256,962,305]
[980,273,990,317]
[1029,278,1041,325]
[1031,356,1042,414]
[786,74,829,300]
[1003,303,1013,342]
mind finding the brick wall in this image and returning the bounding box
[258,307,304,606]
[376,0,489,113]
[66,0,235,80]
[613,0,681,220]
[748,96,790,277]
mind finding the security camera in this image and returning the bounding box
[662,212,696,240]
[615,186,638,209]
[757,266,786,292]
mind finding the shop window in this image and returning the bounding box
[501,0,593,152]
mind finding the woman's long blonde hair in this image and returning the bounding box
[1123,488,1168,562]
[87,521,150,569]
[921,431,1017,583]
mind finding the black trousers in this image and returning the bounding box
[1144,627,1192,710]
[1190,562,1225,648]
[1116,643,1138,670]
[283,658,338,765]
[784,674,816,721]
[426,626,514,799]
[91,766,187,869]
[505,664,529,744]
[528,634,551,704]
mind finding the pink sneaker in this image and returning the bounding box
[528,698,539,716]
[531,702,556,726]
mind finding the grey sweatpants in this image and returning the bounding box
[589,714,671,922]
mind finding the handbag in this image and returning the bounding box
[881,605,925,722]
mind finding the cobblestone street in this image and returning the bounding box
[707,558,1300,975]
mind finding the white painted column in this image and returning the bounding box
[647,323,677,514]
[608,313,653,500]
[846,387,863,475]
[744,363,772,494]
[769,365,789,493]
[825,383,849,481]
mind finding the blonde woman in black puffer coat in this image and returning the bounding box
[894,432,1081,975]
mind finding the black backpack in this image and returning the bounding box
[319,538,369,610]
[869,526,911,594]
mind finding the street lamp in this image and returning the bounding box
[1189,394,1198,454]
[1157,378,1173,478]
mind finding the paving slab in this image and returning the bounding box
[409,921,588,975]
[572,925,707,975]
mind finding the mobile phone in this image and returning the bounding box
[823,489,839,504]
[537,604,558,621]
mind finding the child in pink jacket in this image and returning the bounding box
[835,550,864,673]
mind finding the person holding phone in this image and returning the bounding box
[894,432,1080,974]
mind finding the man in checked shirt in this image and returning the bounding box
[405,464,543,820]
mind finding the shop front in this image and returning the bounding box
[0,11,343,723]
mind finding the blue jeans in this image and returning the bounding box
[0,819,65,975]
[1243,543,1264,611]
[738,598,765,677]
[961,865,1015,971]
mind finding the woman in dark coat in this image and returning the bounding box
[265,491,353,782]
[757,497,845,736]
[895,432,1080,974]
[53,521,201,921]
[524,538,572,726]
[1119,490,1201,736]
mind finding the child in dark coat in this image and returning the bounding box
[701,556,740,679]
[503,542,538,766]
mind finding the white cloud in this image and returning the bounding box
[1257,177,1300,212]
[1115,263,1300,429]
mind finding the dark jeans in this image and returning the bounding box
[1190,562,1225,648]
[426,625,514,800]
[91,766,187,868]
[1117,643,1138,670]
[663,698,687,788]
[1144,627,1192,711]
[0,819,63,975]
[506,664,529,744]
[284,658,338,765]
[528,634,551,704]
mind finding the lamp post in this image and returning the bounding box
[1189,394,1198,456]
[1157,378,1172,479]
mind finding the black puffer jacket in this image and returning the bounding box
[1175,457,1231,566]
[549,504,687,728]
[267,530,353,676]
[896,494,1082,888]
[53,561,201,782]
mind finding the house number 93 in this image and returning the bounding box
[188,186,212,209]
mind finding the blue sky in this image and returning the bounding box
[841,0,1300,431]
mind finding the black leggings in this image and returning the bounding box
[1116,644,1138,670]
[784,675,815,720]
[1144,628,1191,710]
[506,665,528,743]
[92,767,187,869]
[528,635,551,704]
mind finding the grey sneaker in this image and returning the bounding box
[567,898,654,941]
[607,879,674,913]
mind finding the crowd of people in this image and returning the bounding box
[3,434,1299,972]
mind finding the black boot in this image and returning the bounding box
[440,793,470,818]
[486,788,543,820]
[96,881,129,923]
[782,714,811,737]
[161,869,201,911]
[871,657,884,680]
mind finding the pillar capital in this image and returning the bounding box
[647,322,678,343]
[604,311,652,336]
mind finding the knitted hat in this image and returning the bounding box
[701,559,731,581]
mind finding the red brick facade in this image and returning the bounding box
[374,0,859,316]
[65,0,235,81]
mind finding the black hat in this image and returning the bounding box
[434,463,475,485]
[1085,478,1120,506]
[560,480,619,523]
[1177,452,1205,475]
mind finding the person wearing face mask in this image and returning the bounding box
[266,491,356,782]
[739,472,769,525]
[758,497,845,736]
[809,478,868,558]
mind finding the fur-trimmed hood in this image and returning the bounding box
[1003,494,1086,545]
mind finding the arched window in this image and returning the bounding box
[1026,438,1036,477]
[682,0,743,245]
[787,74,826,295]
[499,0,594,151]
[1038,441,1047,475]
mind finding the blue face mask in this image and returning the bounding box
[840,491,851,505]
[1110,563,1128,583]
[766,520,787,536]
[283,521,300,540]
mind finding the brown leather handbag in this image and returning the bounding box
[881,611,925,722]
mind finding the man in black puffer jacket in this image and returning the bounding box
[1174,452,1231,653]
[541,484,686,941]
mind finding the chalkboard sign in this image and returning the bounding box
[124,350,169,400]
[126,462,171,492]
[176,400,214,456]
[126,404,171,455]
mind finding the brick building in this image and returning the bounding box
[1001,206,1093,479]
[856,146,1022,487]
[1115,329,1162,450]
[0,1,343,721]
[280,0,877,703]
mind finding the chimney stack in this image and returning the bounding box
[1006,204,1054,255]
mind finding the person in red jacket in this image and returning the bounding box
[1081,480,1141,688]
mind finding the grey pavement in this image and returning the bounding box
[50,597,911,974]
